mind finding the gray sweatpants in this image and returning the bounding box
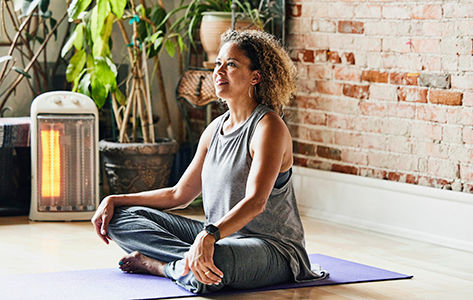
[107,206,292,294]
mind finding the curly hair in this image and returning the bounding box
[220,30,296,115]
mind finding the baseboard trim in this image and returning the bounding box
[293,167,473,252]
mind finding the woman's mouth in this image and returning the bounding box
[216,79,228,86]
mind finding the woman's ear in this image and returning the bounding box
[251,70,261,85]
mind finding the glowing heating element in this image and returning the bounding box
[36,115,95,212]
[40,129,61,198]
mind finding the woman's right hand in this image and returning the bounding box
[91,196,115,244]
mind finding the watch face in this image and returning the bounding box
[206,224,218,234]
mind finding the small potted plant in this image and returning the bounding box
[165,0,284,68]
[62,0,182,195]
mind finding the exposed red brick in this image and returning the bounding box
[406,174,418,184]
[398,87,428,103]
[289,4,302,18]
[293,141,316,156]
[389,72,419,85]
[338,20,364,34]
[388,172,401,181]
[307,159,332,171]
[290,49,315,63]
[343,52,355,65]
[429,89,463,106]
[316,80,343,96]
[328,51,342,64]
[293,156,308,167]
[331,164,358,175]
[361,70,389,83]
[343,83,369,99]
[388,172,418,184]
[317,146,342,160]
[301,49,314,63]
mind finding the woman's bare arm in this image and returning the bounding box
[91,118,218,243]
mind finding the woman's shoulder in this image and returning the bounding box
[258,110,288,133]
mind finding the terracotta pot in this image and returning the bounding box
[199,12,253,68]
[99,138,179,195]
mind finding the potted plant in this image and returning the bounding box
[62,0,182,195]
[165,0,284,68]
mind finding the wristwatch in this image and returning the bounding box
[204,224,220,242]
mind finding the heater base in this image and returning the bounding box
[28,210,96,221]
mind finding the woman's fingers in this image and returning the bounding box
[190,261,222,285]
[208,263,224,279]
[203,268,222,284]
[181,255,190,276]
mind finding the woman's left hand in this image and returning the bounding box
[182,231,223,285]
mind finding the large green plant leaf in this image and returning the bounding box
[113,88,126,106]
[61,23,85,57]
[90,57,117,108]
[73,23,85,50]
[67,0,93,20]
[92,13,114,57]
[78,73,91,97]
[109,0,126,18]
[91,78,107,108]
[90,0,110,42]
[66,49,86,82]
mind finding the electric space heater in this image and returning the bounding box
[30,91,99,221]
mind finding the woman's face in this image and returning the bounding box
[213,42,259,101]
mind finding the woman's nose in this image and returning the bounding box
[215,63,225,74]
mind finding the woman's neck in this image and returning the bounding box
[223,99,258,133]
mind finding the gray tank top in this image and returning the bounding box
[201,104,326,282]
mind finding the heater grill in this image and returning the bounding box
[37,115,96,212]
[30,91,99,221]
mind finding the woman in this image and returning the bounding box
[91,30,327,294]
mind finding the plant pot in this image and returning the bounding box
[99,138,179,195]
[200,12,253,69]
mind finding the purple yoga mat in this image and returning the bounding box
[1,254,412,300]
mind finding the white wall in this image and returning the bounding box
[294,166,473,252]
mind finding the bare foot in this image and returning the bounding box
[118,251,167,276]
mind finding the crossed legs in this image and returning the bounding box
[107,206,292,294]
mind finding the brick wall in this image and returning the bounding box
[286,0,473,192]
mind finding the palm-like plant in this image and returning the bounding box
[63,0,183,143]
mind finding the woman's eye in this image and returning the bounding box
[215,61,221,66]
[227,62,236,67]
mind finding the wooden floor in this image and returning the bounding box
[2,206,473,300]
